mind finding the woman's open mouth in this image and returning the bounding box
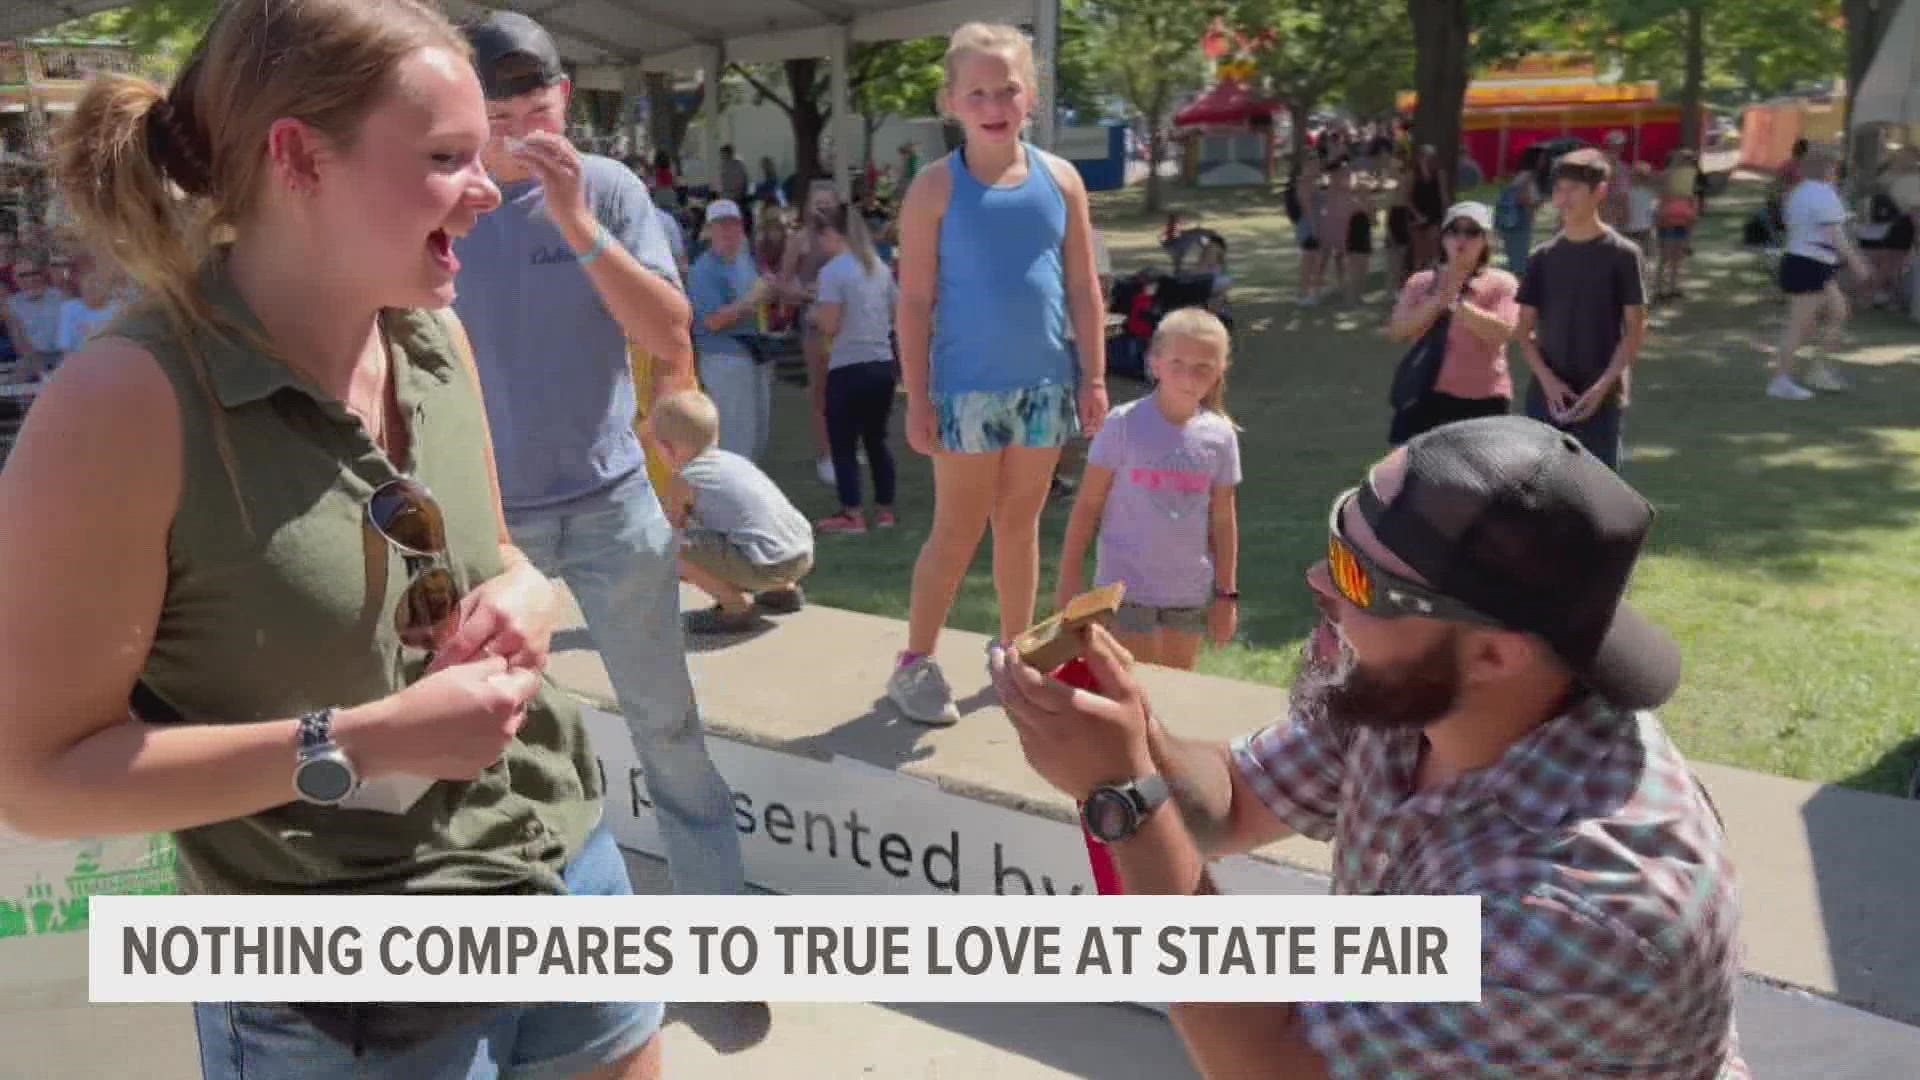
[428,229,457,273]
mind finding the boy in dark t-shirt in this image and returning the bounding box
[1515,149,1647,470]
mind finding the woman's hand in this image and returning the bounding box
[349,656,542,781]
[906,395,939,456]
[1208,597,1238,647]
[1078,380,1110,438]
[425,559,558,674]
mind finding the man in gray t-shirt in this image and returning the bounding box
[1516,149,1648,471]
[453,11,745,899]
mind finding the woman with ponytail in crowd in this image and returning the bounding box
[810,203,901,535]
[0,1,663,1076]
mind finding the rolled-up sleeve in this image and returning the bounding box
[1229,705,1351,842]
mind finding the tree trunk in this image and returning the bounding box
[786,58,828,184]
[1288,100,1312,178]
[1408,0,1470,189]
[1143,95,1168,213]
[644,72,699,167]
[1680,3,1706,153]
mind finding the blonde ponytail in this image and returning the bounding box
[53,74,215,338]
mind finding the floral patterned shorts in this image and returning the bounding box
[934,383,1080,454]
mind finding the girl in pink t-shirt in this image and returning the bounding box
[1385,201,1521,446]
[1055,309,1241,671]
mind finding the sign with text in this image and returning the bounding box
[583,708,1105,898]
[91,894,1483,1004]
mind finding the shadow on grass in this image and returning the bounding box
[1622,344,1920,580]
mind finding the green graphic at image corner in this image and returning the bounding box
[0,835,177,940]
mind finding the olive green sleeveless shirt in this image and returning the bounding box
[119,260,603,896]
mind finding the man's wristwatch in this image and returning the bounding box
[1213,587,1240,602]
[1081,774,1170,844]
[293,708,359,806]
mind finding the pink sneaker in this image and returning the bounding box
[816,511,867,535]
[874,508,897,529]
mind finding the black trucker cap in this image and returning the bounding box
[465,11,565,100]
[1356,415,1681,710]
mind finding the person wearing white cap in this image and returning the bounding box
[1385,202,1521,444]
[687,199,775,459]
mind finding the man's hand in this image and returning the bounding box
[512,132,591,245]
[1561,375,1615,424]
[989,625,1155,801]
[1536,368,1579,421]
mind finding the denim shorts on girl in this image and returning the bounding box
[1112,600,1210,636]
[192,822,662,1080]
[934,383,1079,454]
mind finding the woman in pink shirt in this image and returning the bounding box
[1384,201,1519,445]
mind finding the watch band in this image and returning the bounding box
[297,707,335,751]
[1084,774,1170,844]
[1214,587,1240,601]
[1127,773,1171,817]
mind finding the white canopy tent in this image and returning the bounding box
[0,0,1064,200]
[1853,0,1920,134]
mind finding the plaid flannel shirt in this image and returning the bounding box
[1231,697,1748,1079]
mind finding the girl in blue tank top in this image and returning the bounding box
[885,22,1109,726]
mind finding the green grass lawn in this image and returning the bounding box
[749,179,1920,797]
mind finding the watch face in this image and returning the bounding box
[297,758,354,803]
[1084,789,1137,842]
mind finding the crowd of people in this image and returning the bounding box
[0,221,134,383]
[0,1,1800,1076]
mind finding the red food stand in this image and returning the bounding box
[1174,79,1281,187]
[1399,56,1707,178]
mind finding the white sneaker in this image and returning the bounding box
[1804,365,1850,392]
[1767,375,1815,401]
[886,656,961,727]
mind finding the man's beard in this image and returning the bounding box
[1293,621,1463,733]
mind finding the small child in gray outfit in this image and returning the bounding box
[652,389,815,634]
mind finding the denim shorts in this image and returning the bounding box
[1111,600,1210,636]
[192,823,663,1080]
[934,383,1079,453]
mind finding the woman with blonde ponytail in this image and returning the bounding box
[810,202,900,533]
[0,2,665,1076]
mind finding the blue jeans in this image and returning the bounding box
[508,468,746,897]
[193,825,663,1079]
[1524,379,1625,471]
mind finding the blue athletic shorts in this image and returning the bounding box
[934,383,1079,454]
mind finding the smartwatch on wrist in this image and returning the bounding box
[1081,774,1170,844]
[293,708,359,806]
